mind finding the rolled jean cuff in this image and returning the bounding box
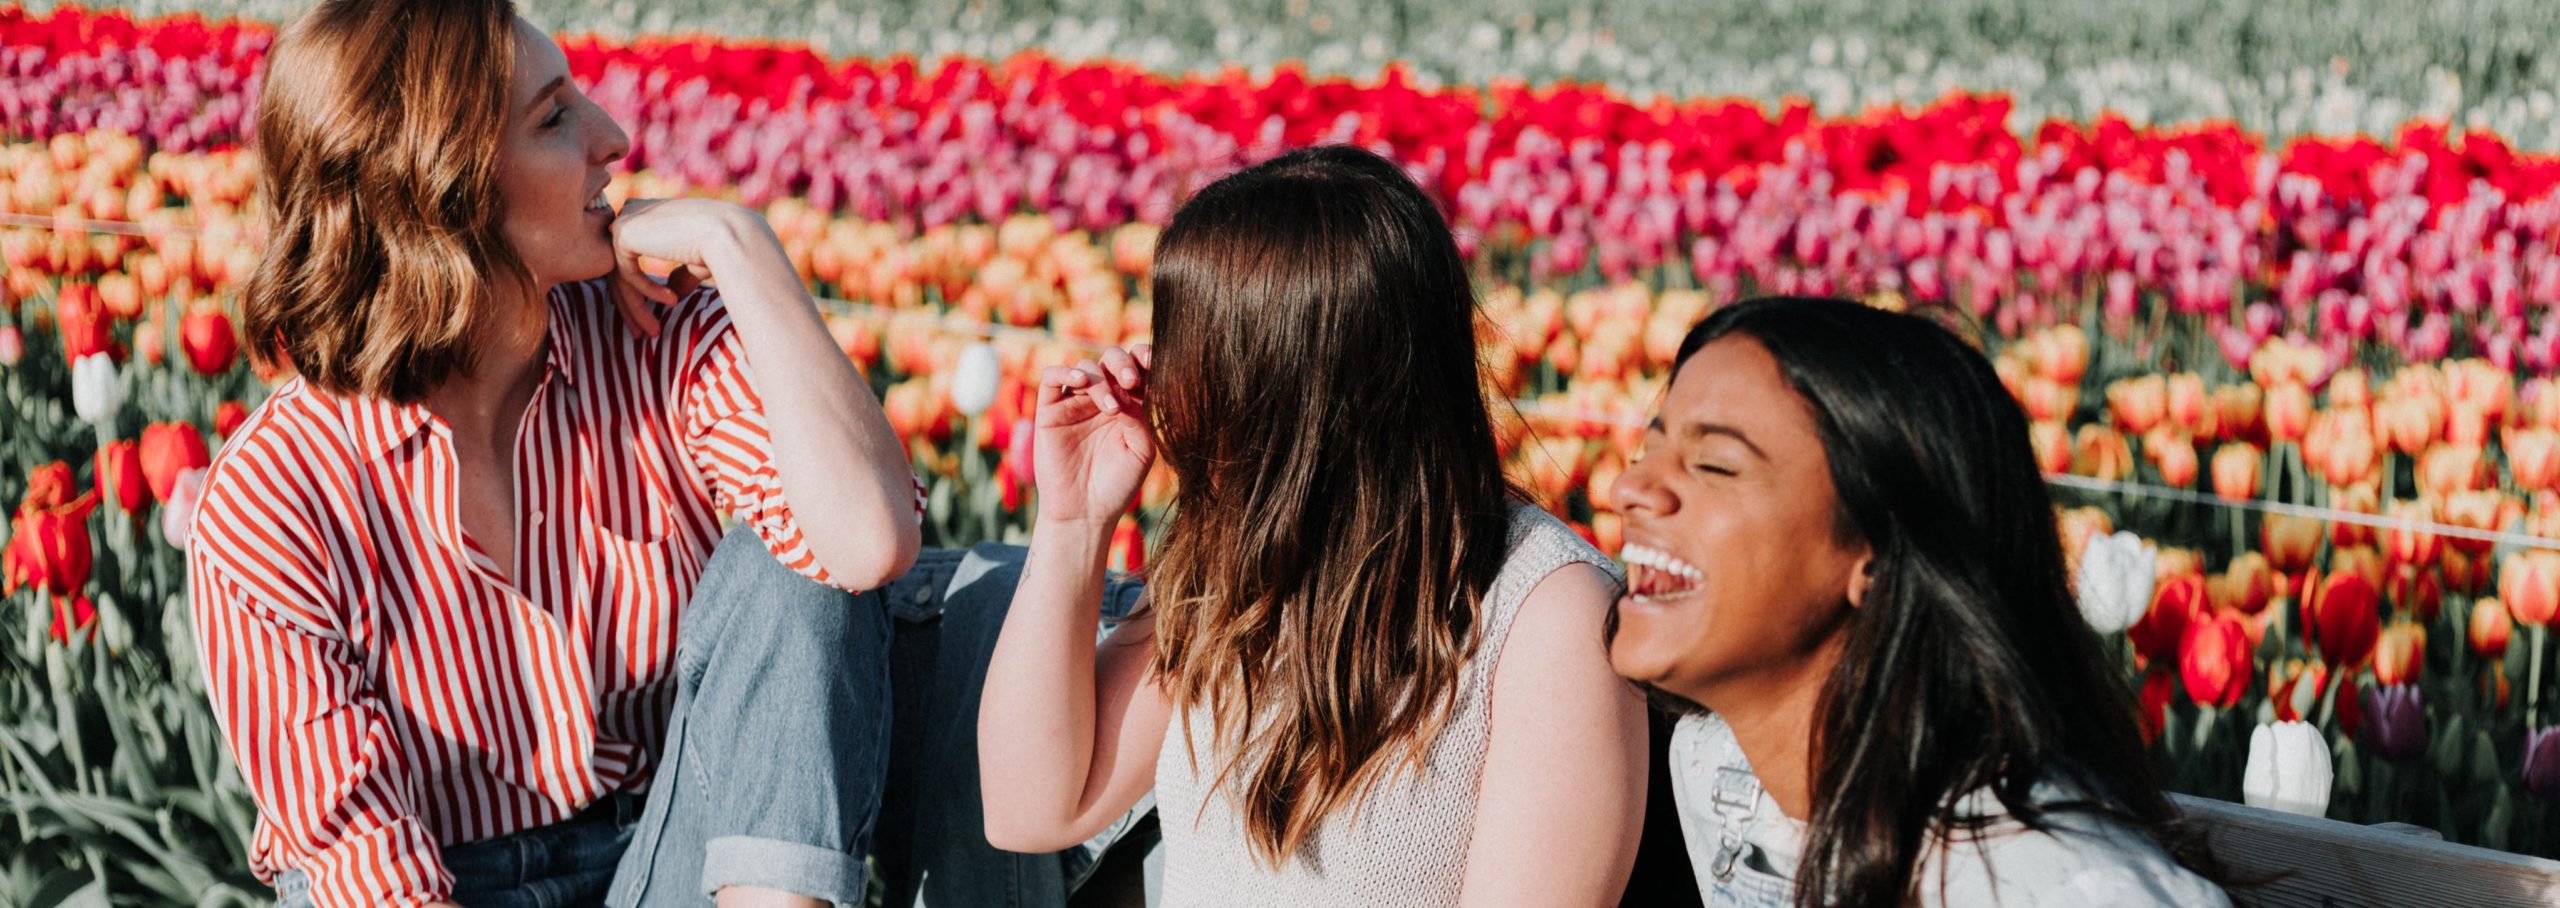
[701,836,869,907]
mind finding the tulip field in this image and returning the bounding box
[9,1,2560,902]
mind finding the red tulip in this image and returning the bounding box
[2306,571,2381,668]
[139,422,211,503]
[214,400,248,438]
[1110,514,1145,574]
[93,439,146,515]
[21,461,78,511]
[2270,659,2327,722]
[55,281,117,363]
[2,495,99,597]
[2129,573,2204,668]
[46,594,99,645]
[180,301,239,376]
[2181,610,2252,709]
[2138,669,2176,744]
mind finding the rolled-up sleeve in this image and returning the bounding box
[188,564,451,907]
[670,288,924,591]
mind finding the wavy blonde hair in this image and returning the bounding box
[244,0,532,403]
[1148,146,1519,866]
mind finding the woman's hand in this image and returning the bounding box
[602,197,774,337]
[1035,344,1154,529]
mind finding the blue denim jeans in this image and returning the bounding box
[273,530,1155,908]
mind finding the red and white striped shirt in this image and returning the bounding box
[186,279,918,907]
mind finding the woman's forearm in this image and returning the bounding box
[977,516,1116,850]
[702,213,920,589]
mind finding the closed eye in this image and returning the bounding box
[1690,462,1734,477]
[539,104,568,129]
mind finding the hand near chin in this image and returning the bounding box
[602,197,770,338]
[1035,344,1156,532]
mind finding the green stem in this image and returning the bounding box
[2532,626,2547,729]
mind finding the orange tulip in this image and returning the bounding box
[2222,551,2278,616]
[2036,325,2090,385]
[2447,359,2515,423]
[93,439,145,515]
[2264,382,2314,444]
[2374,624,2426,686]
[2306,570,2381,668]
[2497,550,2560,627]
[2056,506,2114,571]
[2329,545,2390,597]
[2150,432,2200,488]
[2029,421,2072,475]
[2328,368,2374,413]
[2330,483,2381,548]
[2417,444,2490,500]
[2523,378,2560,431]
[2109,375,2168,435]
[2213,384,2265,443]
[2212,443,2261,502]
[2380,396,2443,455]
[2446,403,2492,450]
[2471,597,2515,659]
[2439,490,2504,556]
[2168,374,2210,434]
[2021,378,2074,423]
[2384,500,2444,572]
[2320,419,2379,487]
[2261,513,2323,577]
[2512,429,2560,492]
[2181,610,2253,708]
[2073,424,2133,481]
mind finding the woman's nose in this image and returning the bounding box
[1612,455,1673,517]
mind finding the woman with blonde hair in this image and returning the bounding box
[978,145,1648,906]
[189,2,920,905]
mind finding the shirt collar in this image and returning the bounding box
[353,286,584,463]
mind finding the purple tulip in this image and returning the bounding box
[2527,727,2560,801]
[2361,686,2427,764]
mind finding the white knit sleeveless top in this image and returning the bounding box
[1153,503,1621,907]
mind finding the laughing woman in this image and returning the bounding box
[186,2,919,906]
[1607,298,2230,907]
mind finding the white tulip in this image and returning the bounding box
[2074,530,2156,633]
[2242,720,2334,818]
[951,342,1002,417]
[161,467,210,550]
[69,353,122,425]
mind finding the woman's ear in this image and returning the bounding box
[1845,551,1877,609]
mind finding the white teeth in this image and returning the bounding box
[588,189,608,211]
[1620,543,1702,582]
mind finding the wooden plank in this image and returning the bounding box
[2170,794,2560,907]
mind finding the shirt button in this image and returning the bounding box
[530,512,546,526]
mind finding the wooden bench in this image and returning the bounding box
[2173,794,2560,906]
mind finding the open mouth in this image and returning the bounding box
[1620,542,1703,603]
[585,184,613,217]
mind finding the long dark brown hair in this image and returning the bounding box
[1665,298,2226,906]
[1147,145,1517,866]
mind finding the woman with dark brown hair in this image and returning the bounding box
[187,2,920,906]
[1608,298,2229,906]
[976,145,1649,906]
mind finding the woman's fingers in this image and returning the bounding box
[1073,359,1123,414]
[1100,347,1143,390]
[1129,343,1153,370]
